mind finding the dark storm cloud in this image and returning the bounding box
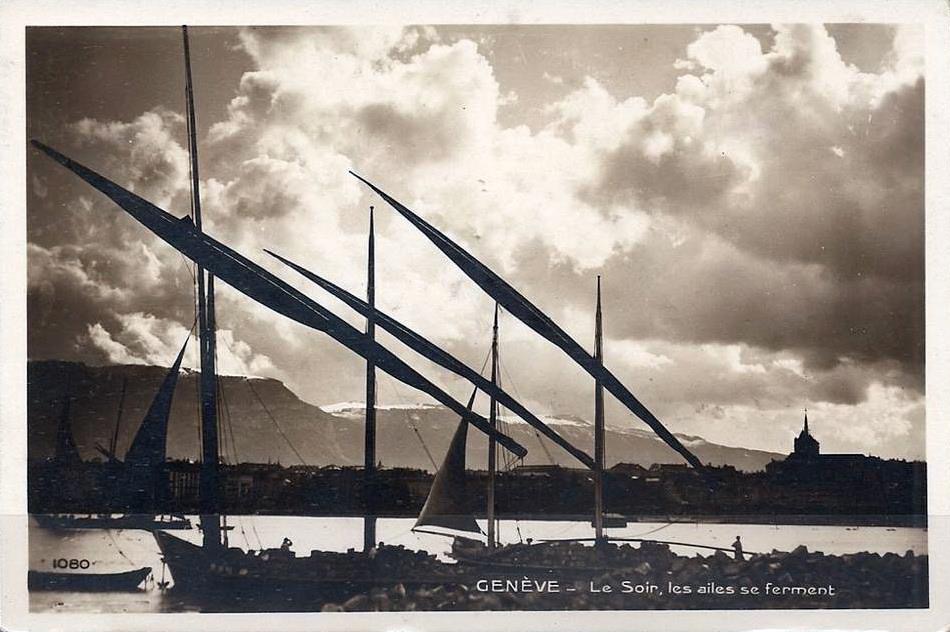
[24,24,926,458]
[568,25,923,386]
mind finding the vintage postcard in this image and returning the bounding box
[1,1,949,631]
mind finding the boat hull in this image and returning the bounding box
[153,530,462,604]
[28,567,152,591]
[35,514,193,531]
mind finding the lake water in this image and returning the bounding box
[28,515,928,613]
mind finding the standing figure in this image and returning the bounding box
[732,535,744,561]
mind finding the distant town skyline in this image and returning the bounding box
[26,24,924,460]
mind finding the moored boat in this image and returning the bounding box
[34,329,194,532]
[153,530,456,595]
[34,513,192,531]
[28,566,152,592]
[38,25,528,601]
[31,24,710,606]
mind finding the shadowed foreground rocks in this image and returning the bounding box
[319,542,928,611]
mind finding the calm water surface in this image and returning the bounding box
[28,515,928,613]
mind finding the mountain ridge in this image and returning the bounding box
[28,359,784,472]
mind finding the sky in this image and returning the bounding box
[25,24,925,461]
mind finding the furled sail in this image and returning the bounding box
[32,140,526,459]
[350,172,704,471]
[265,248,594,470]
[414,392,480,534]
[53,398,82,466]
[124,331,190,467]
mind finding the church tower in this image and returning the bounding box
[792,409,820,458]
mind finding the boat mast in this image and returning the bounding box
[54,397,81,467]
[593,275,606,545]
[182,25,221,550]
[109,377,127,458]
[487,302,499,549]
[363,206,377,552]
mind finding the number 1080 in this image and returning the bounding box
[52,558,90,569]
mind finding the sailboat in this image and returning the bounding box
[348,172,705,471]
[32,26,535,598]
[411,304,508,556]
[263,249,593,469]
[411,280,649,574]
[30,24,708,600]
[34,332,193,531]
[268,176,710,572]
[267,227,624,561]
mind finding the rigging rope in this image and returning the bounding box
[237,518,251,550]
[498,355,556,466]
[629,521,676,538]
[382,378,438,470]
[245,378,307,466]
[105,530,136,568]
[216,377,239,465]
[215,378,258,550]
[250,519,264,550]
[382,340,497,472]
[187,264,202,460]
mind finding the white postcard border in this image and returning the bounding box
[1,1,948,631]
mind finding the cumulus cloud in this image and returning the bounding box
[562,24,923,380]
[26,24,925,459]
[71,108,190,208]
[85,312,277,377]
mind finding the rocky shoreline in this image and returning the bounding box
[318,541,928,611]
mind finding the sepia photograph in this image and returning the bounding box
[2,1,949,630]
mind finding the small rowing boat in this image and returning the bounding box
[28,567,152,592]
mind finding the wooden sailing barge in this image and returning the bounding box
[31,25,710,602]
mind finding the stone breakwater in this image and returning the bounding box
[320,542,928,611]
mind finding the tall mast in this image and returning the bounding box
[487,302,499,550]
[363,206,377,552]
[593,275,606,545]
[183,25,221,550]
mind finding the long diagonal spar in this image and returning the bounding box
[350,172,705,471]
[265,249,595,469]
[32,140,526,459]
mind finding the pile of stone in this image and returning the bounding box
[484,539,676,570]
[319,544,928,611]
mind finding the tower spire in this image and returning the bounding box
[804,408,809,435]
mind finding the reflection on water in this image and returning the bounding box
[28,515,928,613]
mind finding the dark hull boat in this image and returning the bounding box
[34,513,192,531]
[28,567,152,592]
[153,531,457,600]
